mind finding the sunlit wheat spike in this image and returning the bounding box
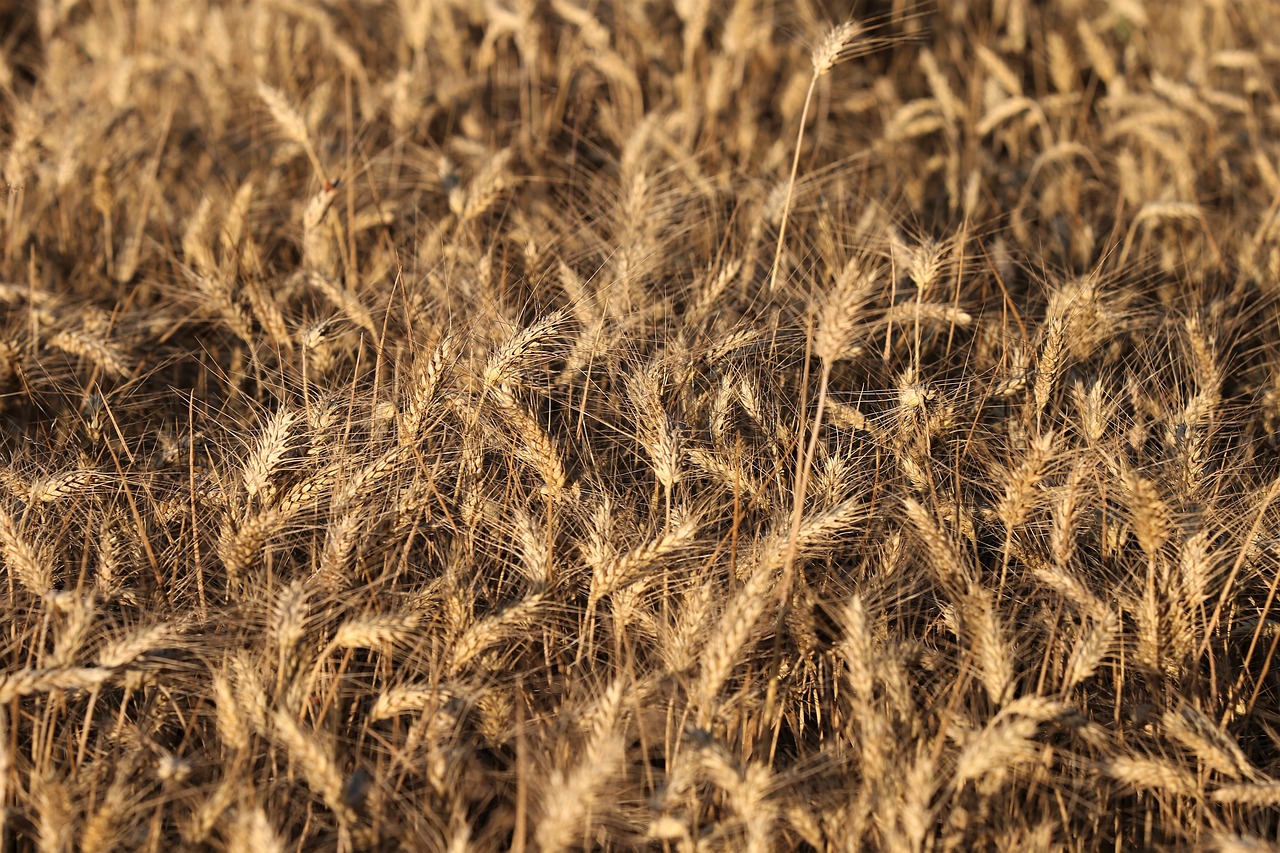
[28,470,94,503]
[759,498,866,577]
[1032,316,1066,421]
[81,773,132,853]
[1061,610,1118,692]
[588,514,699,608]
[902,497,972,592]
[0,666,115,703]
[269,578,311,663]
[400,334,458,440]
[535,728,626,853]
[964,583,1014,705]
[454,147,515,223]
[5,0,1279,846]
[490,387,570,501]
[96,621,185,668]
[270,708,356,825]
[243,407,299,500]
[1211,782,1280,807]
[694,560,775,722]
[1162,705,1257,781]
[837,594,876,701]
[995,429,1056,531]
[370,683,462,722]
[221,178,255,254]
[814,258,877,365]
[811,21,862,77]
[451,592,546,668]
[47,328,130,379]
[211,670,250,752]
[0,504,52,594]
[228,806,287,853]
[330,612,420,650]
[482,308,570,389]
[1105,756,1200,797]
[1122,471,1171,558]
[256,80,326,179]
[1076,18,1118,85]
[952,715,1039,789]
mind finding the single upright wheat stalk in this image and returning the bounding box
[766,21,861,296]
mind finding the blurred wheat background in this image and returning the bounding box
[2,0,1280,849]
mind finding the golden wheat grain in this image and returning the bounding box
[28,470,94,503]
[813,258,876,365]
[0,504,52,595]
[79,775,130,853]
[490,386,570,501]
[370,683,460,722]
[269,707,356,825]
[243,407,299,501]
[212,670,251,753]
[1162,706,1256,781]
[5,0,1280,847]
[1061,610,1118,692]
[47,592,94,668]
[47,328,129,379]
[1105,755,1200,797]
[588,514,698,609]
[256,81,326,180]
[694,559,774,723]
[0,667,115,703]
[964,583,1015,705]
[1032,317,1065,425]
[451,592,546,668]
[952,714,1040,790]
[96,621,184,668]
[1211,782,1280,807]
[227,805,287,853]
[767,20,862,295]
[1122,471,1172,560]
[535,728,625,853]
[996,429,1056,531]
[902,498,972,593]
[31,770,74,853]
[483,309,570,390]
[330,612,421,650]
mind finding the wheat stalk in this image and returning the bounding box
[766,21,861,296]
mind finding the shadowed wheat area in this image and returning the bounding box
[3,0,1280,849]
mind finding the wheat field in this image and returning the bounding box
[1,0,1280,849]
